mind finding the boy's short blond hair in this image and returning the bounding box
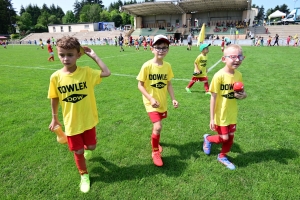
[224,44,243,55]
[56,36,81,52]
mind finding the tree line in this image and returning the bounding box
[0,0,138,36]
[0,0,293,37]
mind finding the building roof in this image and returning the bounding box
[121,0,251,17]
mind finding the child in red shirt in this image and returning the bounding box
[47,39,54,61]
[143,40,148,51]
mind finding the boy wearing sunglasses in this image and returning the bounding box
[137,35,179,167]
[203,44,247,170]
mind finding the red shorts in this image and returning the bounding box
[191,76,208,82]
[67,127,97,151]
[214,124,236,135]
[148,111,167,123]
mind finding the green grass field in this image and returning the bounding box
[1,44,300,199]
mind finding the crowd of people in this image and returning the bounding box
[250,33,299,47]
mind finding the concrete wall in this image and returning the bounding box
[48,23,96,33]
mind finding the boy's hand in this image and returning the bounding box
[234,90,247,99]
[49,119,61,132]
[150,98,160,108]
[193,70,201,75]
[210,120,215,131]
[172,100,179,108]
[82,46,97,58]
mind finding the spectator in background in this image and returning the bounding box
[187,33,192,50]
[273,34,279,46]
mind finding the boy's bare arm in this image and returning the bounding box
[138,81,159,107]
[49,98,61,131]
[167,81,178,108]
[83,47,111,77]
[194,63,201,73]
[209,93,217,131]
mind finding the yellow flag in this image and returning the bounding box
[294,34,298,39]
[197,23,206,46]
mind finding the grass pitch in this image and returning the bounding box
[1,43,300,199]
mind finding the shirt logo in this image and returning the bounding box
[62,94,87,103]
[222,92,235,99]
[151,82,166,89]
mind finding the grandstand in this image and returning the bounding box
[18,0,300,45]
[249,25,300,39]
[121,0,255,41]
[20,30,129,44]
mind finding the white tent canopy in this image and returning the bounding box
[268,10,286,19]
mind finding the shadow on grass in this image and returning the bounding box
[232,148,298,168]
[90,155,187,184]
[90,141,207,184]
[197,141,244,156]
[161,141,203,159]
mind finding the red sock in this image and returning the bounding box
[74,152,88,175]
[207,135,226,143]
[219,135,234,158]
[187,80,195,88]
[151,133,160,152]
[204,82,209,92]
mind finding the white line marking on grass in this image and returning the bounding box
[207,59,222,73]
[0,65,57,70]
[1,58,222,82]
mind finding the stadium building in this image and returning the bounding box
[122,0,256,38]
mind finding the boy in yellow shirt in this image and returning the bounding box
[185,43,211,95]
[48,36,111,193]
[137,35,178,167]
[203,44,247,170]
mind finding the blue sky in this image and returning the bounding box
[12,0,299,14]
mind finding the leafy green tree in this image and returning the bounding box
[63,11,77,23]
[37,11,50,26]
[100,10,111,21]
[89,4,102,22]
[41,3,50,13]
[124,0,137,6]
[50,5,65,21]
[19,5,25,15]
[79,13,88,22]
[85,0,104,7]
[121,12,131,25]
[10,33,19,39]
[34,23,47,32]
[108,0,123,12]
[73,0,84,21]
[17,12,33,32]
[48,15,60,24]
[255,5,265,21]
[25,4,41,26]
[110,10,123,27]
[0,0,17,34]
